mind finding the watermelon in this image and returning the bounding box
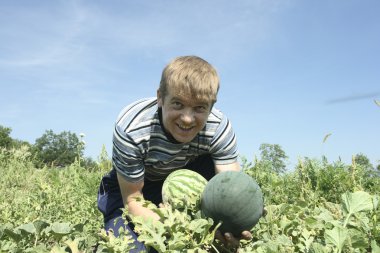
[162,169,208,212]
[201,171,264,236]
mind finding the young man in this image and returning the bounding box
[98,56,252,252]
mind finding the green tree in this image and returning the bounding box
[352,153,377,179]
[351,153,379,193]
[259,143,288,174]
[0,125,13,149]
[12,139,32,149]
[33,130,84,167]
[353,153,373,170]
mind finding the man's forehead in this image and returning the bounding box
[169,92,210,106]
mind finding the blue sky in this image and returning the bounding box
[1,0,379,169]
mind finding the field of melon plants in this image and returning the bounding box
[1,146,379,252]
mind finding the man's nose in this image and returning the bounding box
[180,109,194,123]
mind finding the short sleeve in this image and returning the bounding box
[112,124,145,182]
[209,116,239,165]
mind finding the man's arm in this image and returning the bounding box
[117,173,160,221]
[215,160,241,174]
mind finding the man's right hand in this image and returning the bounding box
[117,172,160,221]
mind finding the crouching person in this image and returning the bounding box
[97,56,251,252]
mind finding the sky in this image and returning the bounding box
[1,0,379,169]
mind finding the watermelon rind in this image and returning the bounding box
[200,171,264,236]
[162,169,208,212]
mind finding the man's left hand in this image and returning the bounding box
[215,230,252,250]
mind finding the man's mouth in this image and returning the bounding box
[177,124,194,131]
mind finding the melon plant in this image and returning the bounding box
[201,171,264,236]
[162,169,208,212]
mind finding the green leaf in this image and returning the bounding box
[189,219,209,234]
[0,224,4,239]
[311,242,329,253]
[375,100,380,107]
[325,226,348,252]
[354,212,371,231]
[73,222,86,232]
[4,228,22,242]
[274,234,293,246]
[133,217,166,252]
[33,220,50,235]
[25,244,50,252]
[50,245,68,253]
[371,240,380,253]
[349,228,368,249]
[373,195,379,210]
[17,223,36,235]
[316,209,335,223]
[187,249,208,253]
[51,222,72,235]
[342,191,374,215]
[304,216,321,229]
[64,239,80,253]
[167,231,188,250]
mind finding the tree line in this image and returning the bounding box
[0,125,111,170]
[0,124,379,173]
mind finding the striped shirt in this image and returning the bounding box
[113,97,238,182]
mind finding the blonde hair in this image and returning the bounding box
[159,56,219,104]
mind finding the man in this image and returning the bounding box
[98,56,252,252]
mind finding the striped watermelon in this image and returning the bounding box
[162,169,208,212]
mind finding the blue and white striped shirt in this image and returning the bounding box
[113,97,238,182]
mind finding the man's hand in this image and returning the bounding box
[117,173,161,221]
[215,230,252,249]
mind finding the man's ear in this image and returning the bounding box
[157,89,162,107]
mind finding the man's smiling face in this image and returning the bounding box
[157,88,212,143]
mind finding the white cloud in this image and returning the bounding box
[0,1,88,68]
[0,0,293,112]
[0,0,292,70]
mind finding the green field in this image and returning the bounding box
[1,146,379,252]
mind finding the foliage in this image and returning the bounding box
[81,156,100,171]
[0,125,97,168]
[1,145,379,252]
[125,200,218,252]
[354,153,373,170]
[32,129,84,167]
[242,157,380,253]
[97,144,112,173]
[0,125,13,149]
[11,138,32,150]
[0,146,104,252]
[259,143,288,174]
[241,191,380,253]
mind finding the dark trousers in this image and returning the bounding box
[97,155,215,252]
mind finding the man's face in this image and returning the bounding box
[157,88,212,143]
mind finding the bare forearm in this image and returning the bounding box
[116,173,161,221]
[126,199,161,221]
[215,161,241,174]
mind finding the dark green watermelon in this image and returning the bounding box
[201,171,264,236]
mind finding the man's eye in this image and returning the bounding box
[172,102,182,108]
[195,106,207,112]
